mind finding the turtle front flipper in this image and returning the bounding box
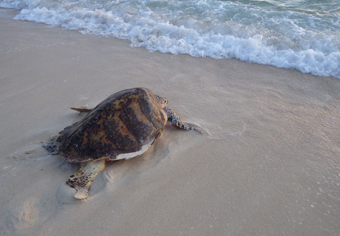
[66,159,106,200]
[164,107,208,135]
[184,122,209,135]
[172,119,208,135]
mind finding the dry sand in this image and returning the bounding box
[1,8,340,236]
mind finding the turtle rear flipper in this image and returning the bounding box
[66,159,106,200]
[70,107,93,112]
[43,135,60,154]
[43,141,59,154]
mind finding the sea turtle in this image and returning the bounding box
[48,88,206,200]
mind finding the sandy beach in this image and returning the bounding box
[1,8,340,236]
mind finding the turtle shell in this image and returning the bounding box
[57,88,167,163]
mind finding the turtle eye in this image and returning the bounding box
[159,98,168,108]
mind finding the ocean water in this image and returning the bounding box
[1,0,339,78]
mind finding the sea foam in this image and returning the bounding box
[1,0,339,78]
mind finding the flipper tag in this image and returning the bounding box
[169,117,178,125]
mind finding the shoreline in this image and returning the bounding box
[1,10,340,236]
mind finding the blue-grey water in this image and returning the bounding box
[1,0,339,78]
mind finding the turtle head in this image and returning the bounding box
[156,95,168,108]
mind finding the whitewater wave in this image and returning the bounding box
[1,0,339,78]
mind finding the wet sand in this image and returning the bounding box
[1,8,340,236]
